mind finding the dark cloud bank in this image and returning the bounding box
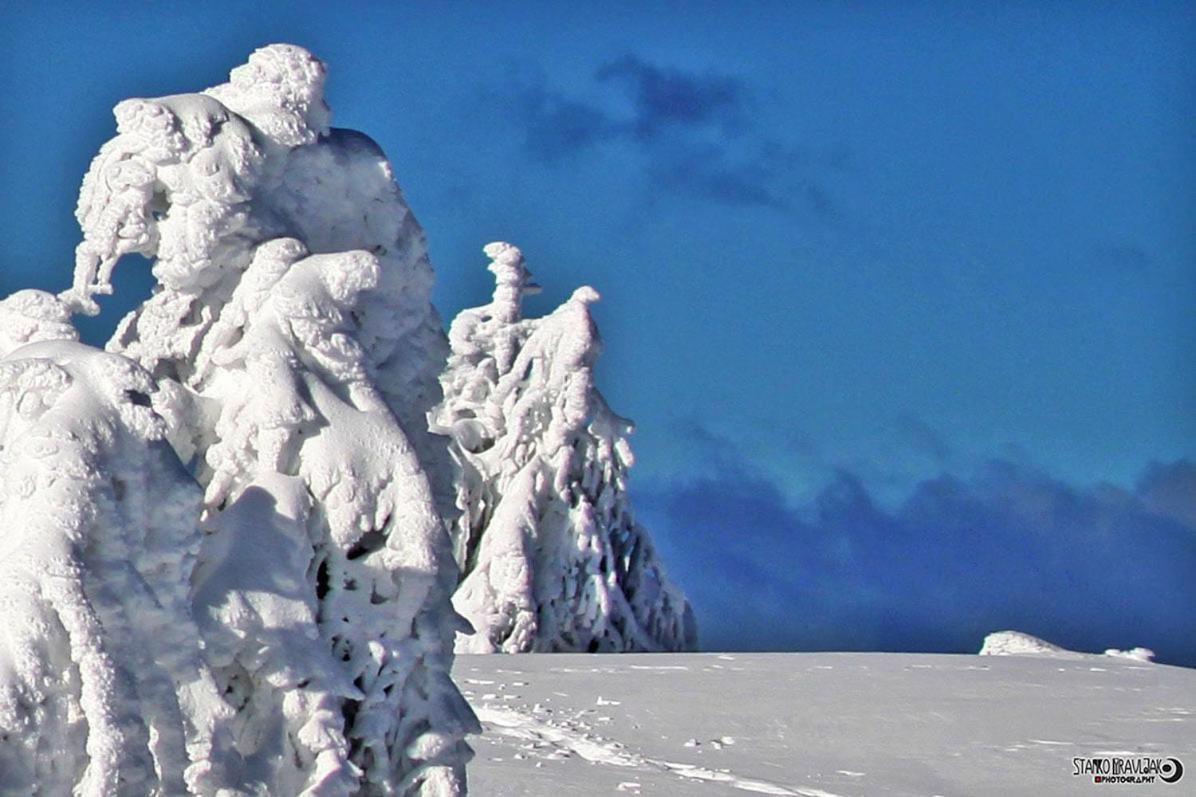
[508,55,841,214]
[636,457,1196,667]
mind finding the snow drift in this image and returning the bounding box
[0,43,691,795]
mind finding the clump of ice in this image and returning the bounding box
[434,243,696,654]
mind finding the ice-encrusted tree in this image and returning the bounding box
[0,294,235,795]
[434,243,696,653]
[0,44,476,795]
[0,41,696,797]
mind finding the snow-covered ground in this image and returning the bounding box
[460,652,1195,796]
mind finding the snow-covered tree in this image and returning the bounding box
[67,44,454,514]
[0,42,696,796]
[6,44,477,795]
[434,243,696,653]
[0,294,235,795]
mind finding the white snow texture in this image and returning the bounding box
[0,44,691,795]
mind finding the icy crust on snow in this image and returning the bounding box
[0,333,233,795]
[434,243,696,654]
[49,45,475,794]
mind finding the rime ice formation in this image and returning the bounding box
[0,43,693,796]
[183,239,475,795]
[66,43,453,511]
[0,316,234,794]
[434,243,696,654]
[0,45,476,796]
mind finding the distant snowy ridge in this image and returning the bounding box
[979,630,1155,662]
[0,43,693,796]
[433,243,696,654]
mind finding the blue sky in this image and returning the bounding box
[2,2,1194,663]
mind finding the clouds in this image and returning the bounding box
[512,56,747,157]
[594,55,747,141]
[516,81,622,159]
[889,412,953,465]
[502,55,844,214]
[636,450,1196,666]
[652,143,793,212]
[1138,459,1196,528]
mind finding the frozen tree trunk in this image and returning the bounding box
[58,44,476,795]
[433,244,697,654]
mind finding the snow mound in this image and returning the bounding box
[979,631,1077,658]
[1104,647,1156,662]
[435,243,696,654]
[980,631,1155,663]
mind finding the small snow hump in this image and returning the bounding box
[980,630,1155,663]
[1103,647,1156,663]
[979,630,1075,658]
[0,290,78,358]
